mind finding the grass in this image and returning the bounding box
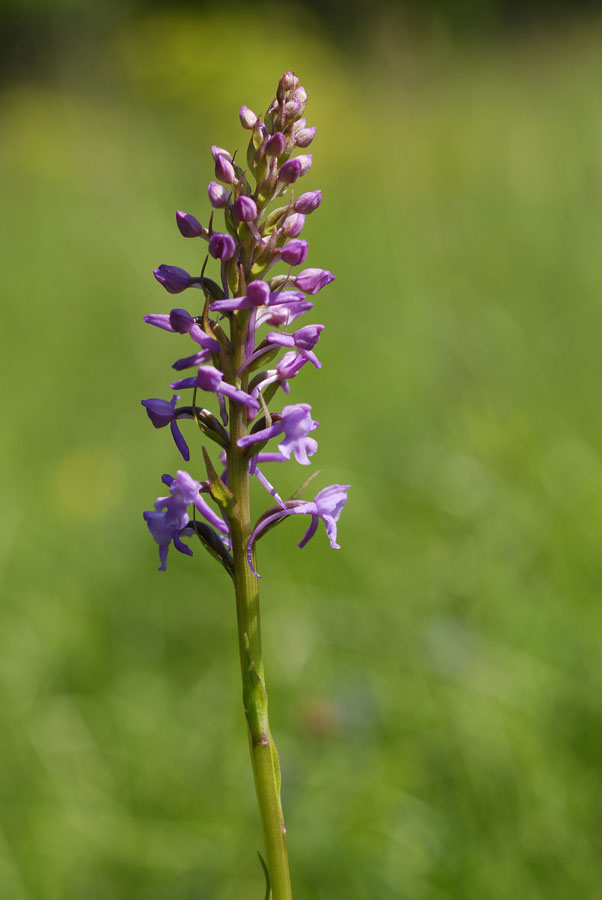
[1,10,602,898]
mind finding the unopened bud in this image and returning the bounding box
[153,265,193,294]
[209,232,237,261]
[281,239,308,267]
[208,181,229,209]
[211,145,233,162]
[232,195,258,223]
[215,155,236,184]
[176,211,204,238]
[239,106,257,129]
[278,154,312,184]
[294,126,316,148]
[284,98,301,120]
[247,280,271,306]
[293,86,308,116]
[277,71,299,101]
[294,190,322,214]
[265,132,286,157]
[295,267,335,295]
[282,212,306,237]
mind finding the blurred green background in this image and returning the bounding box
[2,1,602,897]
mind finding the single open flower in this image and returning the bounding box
[247,484,350,576]
[171,365,259,414]
[210,281,305,313]
[144,470,228,570]
[237,402,319,464]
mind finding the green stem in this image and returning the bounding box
[227,311,293,900]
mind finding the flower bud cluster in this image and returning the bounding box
[142,72,348,573]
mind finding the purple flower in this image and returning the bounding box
[278,155,312,184]
[265,132,286,156]
[239,106,257,129]
[210,281,306,313]
[176,211,204,238]
[281,213,305,237]
[215,154,236,184]
[294,190,321,214]
[144,470,227,571]
[279,71,299,94]
[209,232,237,260]
[171,364,259,414]
[144,72,349,581]
[293,87,308,116]
[238,402,318,465]
[247,483,350,576]
[210,280,267,312]
[211,145,233,161]
[295,267,335,295]
[144,470,197,570]
[232,196,258,223]
[141,395,191,461]
[153,265,193,294]
[266,323,324,368]
[294,126,316,148]
[280,239,308,267]
[268,403,320,466]
[208,181,229,209]
[143,308,220,354]
[284,98,301,120]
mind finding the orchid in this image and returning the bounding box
[140,71,349,900]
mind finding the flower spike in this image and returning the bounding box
[141,73,349,897]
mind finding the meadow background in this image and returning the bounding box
[2,1,602,897]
